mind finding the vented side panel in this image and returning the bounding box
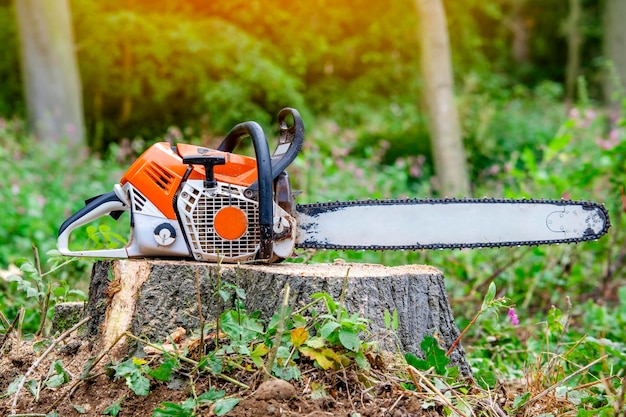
[178,182,260,261]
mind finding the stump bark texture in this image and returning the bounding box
[83,260,471,376]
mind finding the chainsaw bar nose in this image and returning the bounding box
[214,206,248,240]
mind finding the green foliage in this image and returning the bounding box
[71,1,308,150]
[0,3,23,117]
[102,401,122,416]
[7,247,86,335]
[44,360,70,388]
[110,357,152,396]
[1,0,603,157]
[405,336,450,375]
[152,388,239,417]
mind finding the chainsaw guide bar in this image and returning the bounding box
[295,198,610,251]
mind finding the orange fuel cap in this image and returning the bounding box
[214,206,248,240]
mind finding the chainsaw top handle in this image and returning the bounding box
[218,107,304,188]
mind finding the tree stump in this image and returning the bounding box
[81,259,471,377]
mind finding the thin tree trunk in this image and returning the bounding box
[508,0,530,65]
[414,0,470,197]
[13,0,85,146]
[565,0,582,105]
[603,0,626,110]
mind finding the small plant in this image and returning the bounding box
[7,246,85,335]
[85,224,127,251]
[44,360,70,389]
[153,387,239,417]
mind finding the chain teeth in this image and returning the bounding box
[295,197,611,251]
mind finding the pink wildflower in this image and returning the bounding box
[596,128,621,151]
[568,107,580,120]
[508,308,520,326]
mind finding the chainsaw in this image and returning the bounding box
[58,108,610,263]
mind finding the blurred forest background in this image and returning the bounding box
[1,0,623,159]
[2,3,626,412]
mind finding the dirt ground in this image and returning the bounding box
[0,333,511,417]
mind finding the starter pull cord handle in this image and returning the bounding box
[182,155,226,188]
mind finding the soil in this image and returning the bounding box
[0,333,505,417]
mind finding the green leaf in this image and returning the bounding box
[234,287,246,300]
[213,397,240,416]
[310,292,337,313]
[129,372,151,396]
[152,401,194,417]
[196,352,223,374]
[26,379,39,397]
[73,404,87,414]
[547,306,564,334]
[4,376,24,397]
[320,321,340,339]
[68,289,88,299]
[147,357,178,382]
[19,261,37,274]
[197,387,226,403]
[391,310,398,330]
[474,368,497,389]
[272,363,301,380]
[81,357,97,379]
[354,350,369,370]
[482,282,496,310]
[218,289,231,303]
[103,401,122,416]
[113,359,138,378]
[404,352,429,371]
[383,310,391,329]
[512,392,530,409]
[45,373,67,388]
[420,335,450,375]
[45,360,69,388]
[338,328,360,352]
[304,337,326,349]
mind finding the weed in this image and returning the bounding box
[7,246,85,336]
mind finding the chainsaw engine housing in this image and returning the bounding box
[58,109,304,263]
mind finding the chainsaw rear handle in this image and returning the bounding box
[218,107,304,185]
[57,187,130,258]
[188,120,275,261]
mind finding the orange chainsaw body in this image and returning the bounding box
[120,143,259,220]
[58,108,304,263]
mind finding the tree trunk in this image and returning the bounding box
[565,0,582,105]
[603,0,626,110]
[81,260,472,377]
[13,0,85,146]
[414,0,470,197]
[509,1,530,65]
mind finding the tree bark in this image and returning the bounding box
[565,0,582,105]
[414,0,470,197]
[13,0,85,146]
[603,0,626,110]
[81,260,472,377]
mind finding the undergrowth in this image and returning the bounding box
[1,91,625,415]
